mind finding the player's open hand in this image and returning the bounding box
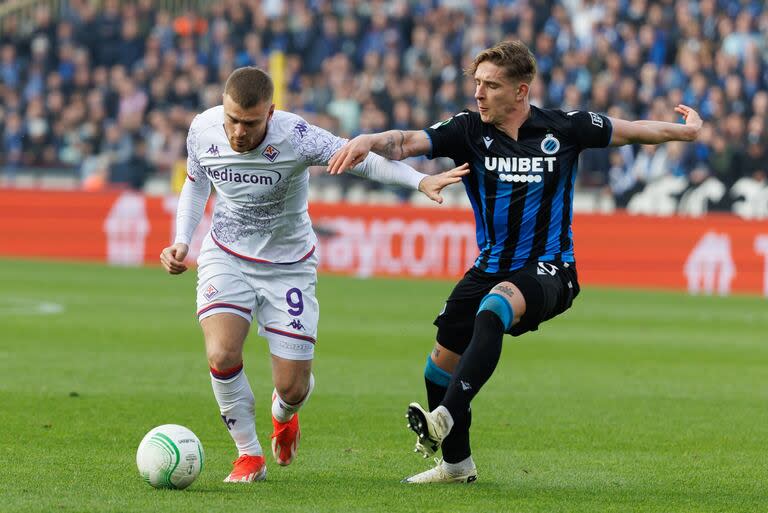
[674,104,702,141]
[160,243,189,275]
[418,163,470,204]
[327,135,373,175]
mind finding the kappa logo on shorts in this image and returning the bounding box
[262,144,280,162]
[537,262,558,276]
[203,284,219,301]
[287,319,305,331]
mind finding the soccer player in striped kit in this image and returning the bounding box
[160,67,467,483]
[329,40,702,483]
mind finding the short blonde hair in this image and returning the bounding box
[466,40,537,84]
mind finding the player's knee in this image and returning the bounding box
[424,355,452,387]
[274,381,307,404]
[477,292,514,331]
[206,348,242,372]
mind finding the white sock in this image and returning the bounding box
[211,369,262,456]
[442,455,475,475]
[272,373,315,423]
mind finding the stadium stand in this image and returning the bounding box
[0,0,766,216]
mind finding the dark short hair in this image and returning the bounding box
[466,40,537,84]
[224,67,274,108]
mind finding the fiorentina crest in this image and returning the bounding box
[262,144,280,162]
[203,284,219,301]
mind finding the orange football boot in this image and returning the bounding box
[270,413,300,466]
[223,454,267,483]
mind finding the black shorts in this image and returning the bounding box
[434,261,580,354]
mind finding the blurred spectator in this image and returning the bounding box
[109,135,154,190]
[743,133,767,182]
[0,0,763,207]
[2,111,24,184]
[0,44,21,89]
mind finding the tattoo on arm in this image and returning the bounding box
[379,131,406,160]
[381,133,396,159]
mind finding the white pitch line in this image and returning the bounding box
[0,299,65,316]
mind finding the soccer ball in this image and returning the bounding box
[136,424,204,489]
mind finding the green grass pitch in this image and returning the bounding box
[1,258,766,513]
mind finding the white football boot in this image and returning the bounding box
[401,458,478,484]
[406,403,454,457]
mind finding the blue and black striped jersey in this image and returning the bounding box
[424,106,612,274]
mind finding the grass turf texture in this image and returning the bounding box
[0,258,766,513]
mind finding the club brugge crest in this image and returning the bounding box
[262,144,280,162]
[540,134,560,155]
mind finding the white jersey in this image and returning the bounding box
[176,107,427,264]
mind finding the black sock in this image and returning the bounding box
[426,374,472,463]
[425,376,446,411]
[441,404,472,463]
[441,311,504,428]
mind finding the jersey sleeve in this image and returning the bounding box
[185,117,210,182]
[175,120,211,245]
[423,111,471,160]
[288,118,346,166]
[347,152,427,190]
[567,111,613,149]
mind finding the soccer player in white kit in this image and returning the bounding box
[159,67,468,483]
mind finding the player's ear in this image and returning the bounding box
[268,103,275,120]
[516,83,529,101]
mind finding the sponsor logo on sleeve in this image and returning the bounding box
[430,112,467,129]
[294,122,308,138]
[589,112,604,128]
[430,118,452,129]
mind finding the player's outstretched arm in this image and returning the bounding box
[345,152,467,204]
[328,130,431,174]
[418,163,470,204]
[160,243,189,275]
[609,104,702,146]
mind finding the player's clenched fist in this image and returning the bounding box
[160,243,189,274]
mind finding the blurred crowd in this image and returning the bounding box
[0,0,766,202]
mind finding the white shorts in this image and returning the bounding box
[196,235,319,360]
